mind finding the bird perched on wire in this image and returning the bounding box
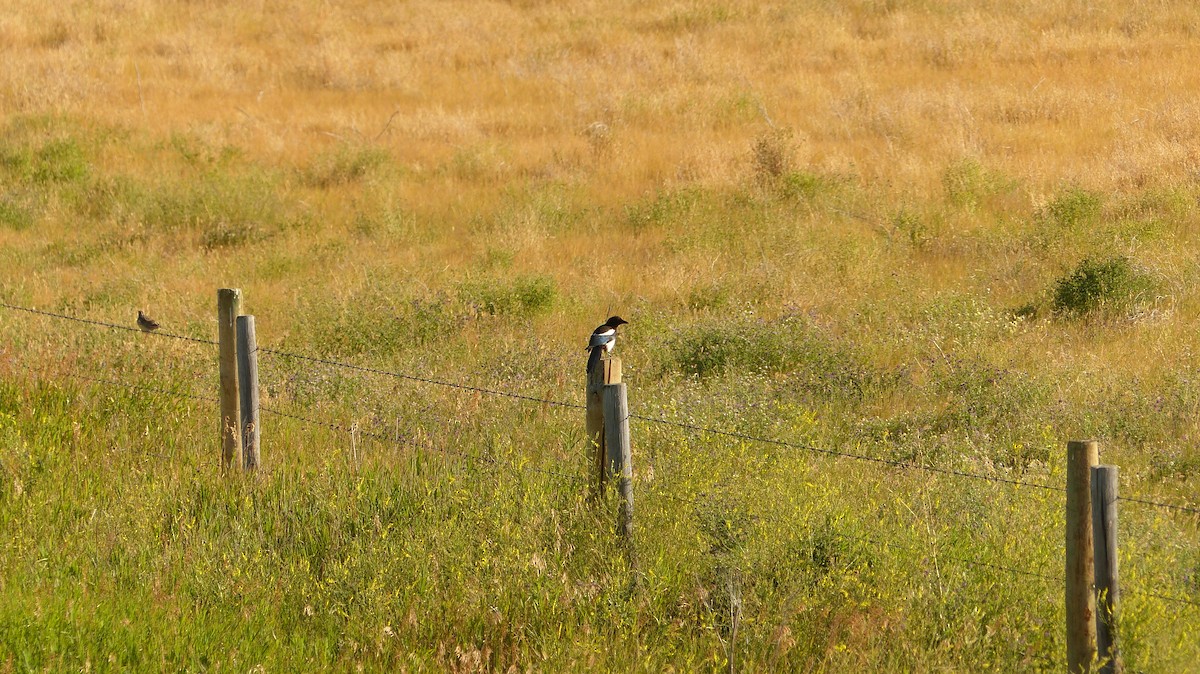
[586,316,628,374]
[137,310,160,332]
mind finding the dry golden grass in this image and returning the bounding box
[5,2,1200,670]
[4,0,1199,197]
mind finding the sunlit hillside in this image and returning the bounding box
[3,1,1200,671]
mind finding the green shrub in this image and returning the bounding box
[168,132,240,170]
[935,355,1052,444]
[200,222,265,250]
[33,139,90,184]
[300,290,463,358]
[1041,186,1102,229]
[667,319,770,378]
[0,198,35,231]
[0,138,90,185]
[1051,255,1157,318]
[624,187,703,229]
[941,159,1017,211]
[686,282,732,312]
[891,209,933,248]
[778,169,835,202]
[458,275,557,317]
[68,175,150,223]
[664,315,881,399]
[137,172,296,249]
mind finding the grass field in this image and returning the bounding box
[4,1,1200,671]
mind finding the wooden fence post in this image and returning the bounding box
[1066,439,1099,672]
[1091,465,1122,674]
[236,315,260,471]
[218,288,241,469]
[587,357,621,498]
[603,378,633,544]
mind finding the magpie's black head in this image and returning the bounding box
[606,316,628,327]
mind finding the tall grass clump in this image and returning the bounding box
[1041,187,1103,230]
[751,129,794,184]
[297,286,465,358]
[942,159,1018,211]
[301,144,391,189]
[663,314,884,401]
[0,199,35,231]
[458,275,557,317]
[0,137,90,186]
[141,171,302,250]
[624,187,705,230]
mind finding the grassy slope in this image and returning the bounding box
[3,1,1200,670]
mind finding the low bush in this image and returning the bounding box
[1051,255,1158,318]
[458,275,557,317]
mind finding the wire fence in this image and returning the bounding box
[0,301,219,347]
[259,345,586,411]
[258,342,1071,492]
[4,300,1200,617]
[11,301,1200,510]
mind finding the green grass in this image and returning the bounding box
[3,118,1200,671]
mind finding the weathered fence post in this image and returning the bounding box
[1066,439,1099,672]
[218,288,241,469]
[603,374,633,544]
[587,357,621,498]
[236,315,260,471]
[1091,465,1122,674]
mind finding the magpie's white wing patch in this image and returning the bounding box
[589,327,616,349]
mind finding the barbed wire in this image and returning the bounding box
[1118,495,1200,517]
[836,529,1062,585]
[255,341,1067,493]
[26,362,1200,610]
[0,301,1068,493]
[259,403,589,487]
[10,332,1200,615]
[13,360,219,405]
[630,412,1064,493]
[11,299,1200,515]
[0,302,219,346]
[257,345,587,410]
[850,530,1200,610]
[1125,587,1200,609]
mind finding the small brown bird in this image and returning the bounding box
[137,310,160,332]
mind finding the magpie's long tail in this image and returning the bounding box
[586,346,602,375]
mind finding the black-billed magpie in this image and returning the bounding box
[586,315,628,374]
[137,310,160,332]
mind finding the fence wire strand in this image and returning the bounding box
[0,301,219,346]
[1125,588,1200,609]
[836,529,1063,585]
[257,345,587,410]
[0,301,1074,494]
[260,403,589,486]
[257,341,1067,494]
[9,323,1200,618]
[630,412,1064,493]
[14,360,219,405]
[1118,495,1200,517]
[9,300,1200,522]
